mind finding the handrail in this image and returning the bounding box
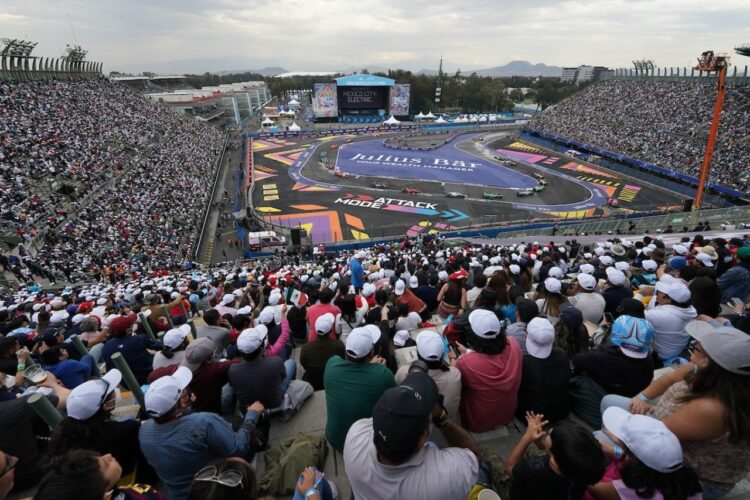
[194,131,230,260]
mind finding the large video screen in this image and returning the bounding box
[389,84,410,116]
[338,86,385,109]
[313,83,338,118]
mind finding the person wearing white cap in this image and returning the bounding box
[535,277,567,326]
[517,317,570,423]
[306,287,341,343]
[601,267,633,318]
[300,313,346,391]
[323,326,396,452]
[334,292,368,344]
[139,366,266,499]
[643,275,697,361]
[568,273,606,324]
[46,368,148,480]
[214,293,238,317]
[630,259,659,289]
[395,302,423,332]
[589,408,702,500]
[152,324,191,369]
[394,278,428,318]
[452,309,522,432]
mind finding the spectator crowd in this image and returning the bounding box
[1,78,224,281]
[534,80,750,193]
[1,229,749,499]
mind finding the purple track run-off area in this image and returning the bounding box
[335,136,539,189]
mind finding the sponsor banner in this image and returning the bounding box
[339,86,384,109]
[313,83,338,118]
[389,84,410,116]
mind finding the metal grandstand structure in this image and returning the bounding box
[632,59,655,75]
[0,39,102,81]
[736,44,750,57]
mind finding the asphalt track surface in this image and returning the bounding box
[249,131,686,244]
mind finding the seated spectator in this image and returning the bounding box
[517,317,570,423]
[196,309,232,361]
[602,268,633,317]
[324,327,396,452]
[395,302,422,331]
[344,371,480,499]
[47,369,152,482]
[466,273,487,308]
[505,413,606,500]
[568,273,606,324]
[40,344,96,389]
[393,279,427,318]
[300,313,346,391]
[286,292,309,346]
[718,246,750,303]
[554,305,590,359]
[78,316,107,362]
[588,407,702,500]
[102,313,162,385]
[34,449,163,500]
[139,366,265,499]
[644,275,697,362]
[335,292,368,343]
[150,337,238,414]
[629,259,659,289]
[306,288,341,342]
[506,298,539,355]
[536,277,567,325]
[153,324,191,369]
[453,309,522,432]
[392,329,416,349]
[229,324,303,412]
[600,321,750,496]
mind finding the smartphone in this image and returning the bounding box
[604,312,614,323]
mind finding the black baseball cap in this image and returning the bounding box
[372,372,439,453]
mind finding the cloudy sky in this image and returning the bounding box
[2,0,748,74]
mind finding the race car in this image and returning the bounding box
[334,170,348,178]
[372,182,388,189]
[330,144,338,149]
[517,188,534,197]
[533,185,545,192]
[538,179,548,186]
[533,173,545,180]
[446,192,466,198]
[482,192,503,200]
[607,197,619,207]
[402,187,421,194]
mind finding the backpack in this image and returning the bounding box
[258,433,328,496]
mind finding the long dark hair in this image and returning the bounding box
[47,408,110,459]
[467,329,508,355]
[339,294,357,322]
[688,276,721,318]
[682,358,750,443]
[619,456,702,500]
[35,449,110,500]
[162,338,188,359]
[488,273,510,306]
[187,457,258,500]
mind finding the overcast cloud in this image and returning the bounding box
[2,0,748,74]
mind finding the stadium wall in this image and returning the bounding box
[603,66,749,87]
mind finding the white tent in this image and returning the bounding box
[459,116,470,123]
[435,116,447,124]
[470,115,479,122]
[383,115,401,125]
[288,122,301,132]
[452,116,462,123]
[424,111,435,120]
[478,115,488,122]
[415,111,426,120]
[261,117,275,126]
[288,98,300,105]
[489,114,498,121]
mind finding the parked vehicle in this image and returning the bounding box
[248,231,286,251]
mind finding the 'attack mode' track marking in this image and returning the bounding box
[335,134,538,189]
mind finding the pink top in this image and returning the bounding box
[266,318,290,358]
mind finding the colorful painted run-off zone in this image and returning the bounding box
[249,131,686,244]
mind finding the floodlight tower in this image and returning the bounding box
[0,38,38,57]
[693,51,730,210]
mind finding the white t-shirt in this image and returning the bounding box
[396,312,422,332]
[344,418,478,500]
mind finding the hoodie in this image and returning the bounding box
[455,336,522,432]
[645,304,697,360]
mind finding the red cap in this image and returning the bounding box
[108,313,137,334]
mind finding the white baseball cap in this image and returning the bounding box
[599,255,614,266]
[144,366,193,417]
[394,280,406,296]
[416,330,445,361]
[393,330,411,347]
[315,312,335,335]
[655,275,691,303]
[345,327,377,359]
[66,369,122,420]
[672,244,689,256]
[695,252,714,267]
[469,309,502,339]
[236,325,269,353]
[163,324,191,349]
[257,306,275,325]
[544,277,562,294]
[641,259,658,272]
[615,261,630,272]
[221,294,235,305]
[362,283,376,297]
[526,317,555,359]
[603,407,683,473]
[579,263,595,275]
[409,276,419,288]
[509,264,521,275]
[355,251,366,259]
[685,321,750,375]
[576,273,596,291]
[606,267,626,286]
[236,305,253,315]
[268,292,281,306]
[548,267,563,279]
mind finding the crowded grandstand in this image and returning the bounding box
[1,37,750,500]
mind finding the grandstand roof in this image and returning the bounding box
[335,74,395,87]
[111,75,187,81]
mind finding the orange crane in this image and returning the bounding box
[693,51,730,210]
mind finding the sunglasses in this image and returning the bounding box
[194,465,244,488]
[0,452,18,479]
